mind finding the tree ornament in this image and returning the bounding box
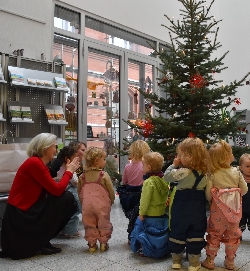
[158,77,168,86]
[234,98,241,105]
[166,71,173,80]
[142,119,154,138]
[189,73,207,89]
[188,132,195,138]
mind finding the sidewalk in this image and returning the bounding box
[1,195,250,270]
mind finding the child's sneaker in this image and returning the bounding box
[201,256,215,270]
[224,256,234,270]
[88,243,98,253]
[137,246,145,257]
[100,243,109,252]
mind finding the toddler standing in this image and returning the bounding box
[202,140,248,270]
[117,140,150,241]
[164,137,210,271]
[239,153,250,234]
[78,147,115,252]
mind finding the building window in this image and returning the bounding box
[54,5,80,34]
[85,16,156,56]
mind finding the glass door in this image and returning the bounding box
[86,49,120,157]
[82,38,158,174]
[126,60,154,142]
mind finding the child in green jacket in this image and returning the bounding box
[130,151,170,258]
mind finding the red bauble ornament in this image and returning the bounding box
[158,77,168,86]
[141,119,154,138]
[234,98,241,105]
[188,132,195,138]
[189,73,207,89]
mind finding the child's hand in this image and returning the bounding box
[173,157,181,167]
[139,215,144,221]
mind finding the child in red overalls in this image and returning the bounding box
[202,140,248,270]
[78,147,115,253]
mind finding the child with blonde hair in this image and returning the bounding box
[117,140,151,242]
[78,147,115,253]
[239,153,250,234]
[164,137,210,271]
[130,152,170,258]
[202,140,248,270]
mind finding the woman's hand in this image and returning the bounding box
[66,157,80,173]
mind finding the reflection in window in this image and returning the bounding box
[54,5,80,34]
[85,17,155,56]
[53,36,79,142]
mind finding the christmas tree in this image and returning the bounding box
[123,0,250,165]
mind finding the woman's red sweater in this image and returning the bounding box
[8,156,72,211]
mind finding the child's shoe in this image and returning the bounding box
[224,256,234,270]
[100,243,109,252]
[138,247,145,257]
[88,243,98,253]
[201,256,215,270]
[188,254,201,271]
[172,253,183,269]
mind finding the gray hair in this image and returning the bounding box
[26,133,57,157]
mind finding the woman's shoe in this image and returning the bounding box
[60,231,82,239]
[40,247,62,255]
[45,242,62,253]
[100,243,109,252]
[88,243,98,253]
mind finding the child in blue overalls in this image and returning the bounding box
[164,137,210,271]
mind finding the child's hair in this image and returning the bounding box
[84,146,106,168]
[239,153,250,166]
[57,146,77,164]
[142,152,164,172]
[128,140,151,161]
[209,140,232,172]
[177,137,209,174]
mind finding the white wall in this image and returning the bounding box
[59,0,182,42]
[211,1,250,111]
[0,0,52,60]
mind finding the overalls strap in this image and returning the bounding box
[96,171,105,184]
[191,169,204,190]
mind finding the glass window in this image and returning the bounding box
[86,50,120,170]
[54,5,80,34]
[53,35,79,144]
[85,17,155,56]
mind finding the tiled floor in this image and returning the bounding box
[1,195,250,271]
